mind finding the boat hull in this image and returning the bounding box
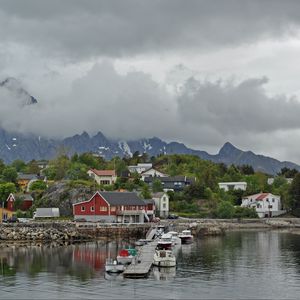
[153,259,176,268]
[117,255,134,265]
[179,236,193,244]
[105,264,125,273]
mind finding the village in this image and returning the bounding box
[0,155,296,226]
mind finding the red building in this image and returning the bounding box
[73,191,147,223]
[6,193,33,211]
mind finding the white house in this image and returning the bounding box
[218,182,247,192]
[128,163,153,174]
[241,192,286,218]
[87,169,117,185]
[267,177,293,185]
[141,168,169,181]
[152,192,169,218]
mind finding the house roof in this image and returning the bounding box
[141,167,168,175]
[145,176,194,183]
[6,193,33,202]
[256,193,270,201]
[89,169,116,176]
[100,192,145,206]
[17,173,38,180]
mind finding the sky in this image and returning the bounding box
[1,0,300,163]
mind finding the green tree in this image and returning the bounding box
[11,159,26,172]
[140,184,152,199]
[25,160,40,174]
[0,182,16,204]
[289,173,300,211]
[152,178,163,193]
[29,180,47,191]
[2,167,18,183]
[216,201,235,219]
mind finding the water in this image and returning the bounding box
[1,230,300,299]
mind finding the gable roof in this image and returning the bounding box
[256,193,271,201]
[6,193,33,202]
[141,167,168,176]
[89,169,116,177]
[100,192,145,206]
[152,192,166,198]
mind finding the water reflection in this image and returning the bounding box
[1,232,300,299]
[152,266,176,281]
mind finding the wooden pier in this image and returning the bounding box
[123,241,158,278]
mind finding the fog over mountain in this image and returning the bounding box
[1,1,300,164]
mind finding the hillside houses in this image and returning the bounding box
[87,169,117,185]
[241,192,286,218]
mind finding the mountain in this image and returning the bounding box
[0,129,299,175]
[0,77,38,106]
[0,78,299,174]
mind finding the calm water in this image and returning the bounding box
[1,230,300,299]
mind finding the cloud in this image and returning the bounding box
[177,76,300,135]
[0,1,300,60]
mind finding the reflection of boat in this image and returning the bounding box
[157,233,173,250]
[181,243,193,255]
[152,266,176,281]
[105,258,125,273]
[104,272,124,281]
[178,230,193,244]
[116,248,137,265]
[168,231,181,246]
[153,250,176,267]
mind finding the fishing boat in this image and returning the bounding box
[178,229,193,244]
[105,258,125,273]
[157,233,173,250]
[153,250,176,267]
[116,248,137,265]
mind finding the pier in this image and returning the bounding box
[123,240,158,278]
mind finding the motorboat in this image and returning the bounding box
[116,248,137,265]
[178,229,193,244]
[153,250,176,267]
[157,233,173,250]
[105,258,125,273]
[168,231,181,246]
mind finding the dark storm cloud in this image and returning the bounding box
[0,0,300,59]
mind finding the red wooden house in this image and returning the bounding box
[73,191,147,223]
[6,193,33,211]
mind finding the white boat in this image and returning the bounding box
[178,230,193,244]
[116,248,137,265]
[153,250,176,267]
[105,258,125,273]
[157,233,173,250]
[168,231,181,246]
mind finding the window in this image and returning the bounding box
[272,198,275,203]
[81,206,85,212]
[100,206,108,211]
[90,206,94,212]
[111,206,116,212]
[163,203,166,209]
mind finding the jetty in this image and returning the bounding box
[123,240,158,278]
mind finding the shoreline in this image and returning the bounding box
[0,218,300,245]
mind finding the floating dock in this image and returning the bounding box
[123,241,158,278]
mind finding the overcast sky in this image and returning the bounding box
[1,0,300,163]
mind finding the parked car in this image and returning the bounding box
[167,214,179,219]
[74,218,87,222]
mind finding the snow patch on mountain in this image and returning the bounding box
[118,141,133,157]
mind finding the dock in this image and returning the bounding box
[123,241,158,278]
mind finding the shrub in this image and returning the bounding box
[216,201,235,219]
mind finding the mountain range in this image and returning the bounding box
[0,129,299,175]
[0,77,299,175]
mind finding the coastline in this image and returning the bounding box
[0,218,300,245]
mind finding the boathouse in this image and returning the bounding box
[73,191,147,223]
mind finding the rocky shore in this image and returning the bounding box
[1,218,300,244]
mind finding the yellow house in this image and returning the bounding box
[0,208,14,222]
[17,173,38,191]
